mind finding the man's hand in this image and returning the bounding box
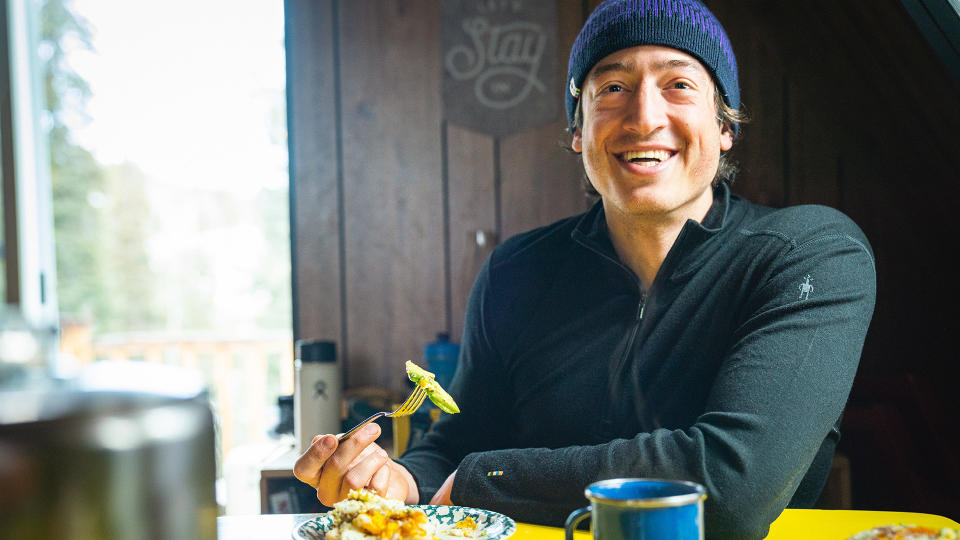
[292,423,419,506]
[429,469,457,505]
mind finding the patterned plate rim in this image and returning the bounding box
[292,505,517,540]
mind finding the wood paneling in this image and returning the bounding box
[500,1,593,238]
[784,81,842,207]
[288,0,595,389]
[729,35,785,207]
[446,123,496,345]
[338,1,446,391]
[285,0,342,353]
[500,125,588,238]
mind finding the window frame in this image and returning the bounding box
[1,0,61,359]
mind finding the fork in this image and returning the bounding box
[337,384,428,442]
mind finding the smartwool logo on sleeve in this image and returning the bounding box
[798,275,814,300]
[442,0,559,136]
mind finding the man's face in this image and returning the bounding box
[572,45,733,222]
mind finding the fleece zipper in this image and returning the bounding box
[572,235,648,438]
[573,220,699,438]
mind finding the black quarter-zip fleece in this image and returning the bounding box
[397,184,876,540]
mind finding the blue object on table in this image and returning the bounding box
[423,332,459,390]
[565,478,706,540]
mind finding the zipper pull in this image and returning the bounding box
[636,293,646,320]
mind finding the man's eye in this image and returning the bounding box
[602,84,624,93]
[672,81,692,90]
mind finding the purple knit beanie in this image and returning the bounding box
[566,0,740,130]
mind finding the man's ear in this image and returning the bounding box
[571,127,582,153]
[719,124,733,151]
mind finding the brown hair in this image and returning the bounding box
[567,84,749,197]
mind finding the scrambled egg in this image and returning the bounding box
[443,517,480,538]
[327,489,431,540]
[847,524,960,540]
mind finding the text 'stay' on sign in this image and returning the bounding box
[442,0,560,136]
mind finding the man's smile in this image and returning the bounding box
[616,149,678,170]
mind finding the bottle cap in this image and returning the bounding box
[296,340,337,363]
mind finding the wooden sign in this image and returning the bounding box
[442,0,560,136]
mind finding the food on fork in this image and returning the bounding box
[847,524,959,540]
[405,361,460,414]
[327,489,432,540]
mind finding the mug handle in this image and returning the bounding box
[564,506,591,540]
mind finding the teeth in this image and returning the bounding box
[622,150,671,165]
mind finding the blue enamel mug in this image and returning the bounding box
[565,479,706,540]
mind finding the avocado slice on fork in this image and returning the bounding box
[405,360,460,414]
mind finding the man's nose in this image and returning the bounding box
[623,85,668,135]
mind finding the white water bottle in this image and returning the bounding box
[294,340,341,453]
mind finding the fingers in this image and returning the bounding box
[381,463,411,502]
[348,442,382,469]
[316,423,384,505]
[368,460,392,496]
[294,424,416,508]
[338,446,390,500]
[293,434,338,489]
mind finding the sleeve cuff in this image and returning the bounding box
[450,452,485,506]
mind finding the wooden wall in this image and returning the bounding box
[286,0,590,392]
[286,0,960,516]
[712,0,960,517]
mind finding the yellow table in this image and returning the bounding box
[523,510,960,540]
[765,509,959,539]
[217,508,960,539]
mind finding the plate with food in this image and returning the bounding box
[846,523,959,540]
[293,489,516,540]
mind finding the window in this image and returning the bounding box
[6,0,293,514]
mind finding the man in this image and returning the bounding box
[293,1,876,538]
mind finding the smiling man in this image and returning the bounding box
[573,44,735,288]
[293,1,877,538]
